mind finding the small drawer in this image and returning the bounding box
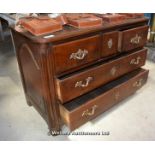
[56,48,147,103]
[59,68,149,131]
[53,35,101,74]
[101,31,119,57]
[118,25,149,52]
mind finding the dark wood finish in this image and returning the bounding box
[11,30,61,134]
[11,17,149,135]
[53,35,101,74]
[11,17,148,44]
[118,25,149,52]
[56,49,147,103]
[60,69,149,130]
[101,31,119,57]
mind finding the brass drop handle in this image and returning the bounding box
[82,105,98,117]
[130,34,142,44]
[133,79,143,87]
[75,77,93,88]
[130,56,141,65]
[70,49,88,60]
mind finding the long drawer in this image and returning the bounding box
[59,68,149,131]
[56,49,147,103]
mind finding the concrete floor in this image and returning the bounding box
[0,34,155,141]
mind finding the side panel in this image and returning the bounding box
[11,30,61,133]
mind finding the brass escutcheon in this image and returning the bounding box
[110,66,117,76]
[133,78,143,87]
[108,38,113,49]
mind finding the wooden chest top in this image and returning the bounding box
[11,17,148,44]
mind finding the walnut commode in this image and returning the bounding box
[11,17,149,135]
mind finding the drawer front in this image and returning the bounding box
[56,49,147,103]
[102,31,119,57]
[119,25,148,52]
[60,69,149,130]
[53,35,101,74]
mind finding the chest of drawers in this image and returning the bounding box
[11,17,149,135]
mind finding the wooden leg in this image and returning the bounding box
[25,95,32,106]
[26,100,32,106]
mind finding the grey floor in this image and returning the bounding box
[0,32,155,141]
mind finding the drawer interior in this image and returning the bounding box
[118,24,148,31]
[62,68,147,112]
[119,25,148,32]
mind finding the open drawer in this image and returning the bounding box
[118,25,149,52]
[56,49,147,103]
[59,68,149,131]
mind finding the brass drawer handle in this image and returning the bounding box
[133,78,143,87]
[82,105,98,117]
[130,34,142,44]
[75,76,93,88]
[130,56,141,65]
[70,49,88,60]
